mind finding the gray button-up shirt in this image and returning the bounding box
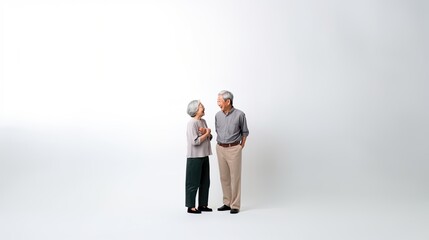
[215,108,249,144]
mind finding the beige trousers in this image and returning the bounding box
[216,144,242,209]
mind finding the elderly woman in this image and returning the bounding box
[185,100,213,214]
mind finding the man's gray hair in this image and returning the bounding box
[218,90,234,106]
[187,100,200,117]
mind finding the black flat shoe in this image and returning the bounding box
[217,205,231,211]
[198,206,213,212]
[230,209,239,214]
[187,208,201,214]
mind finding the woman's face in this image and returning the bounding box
[196,103,205,117]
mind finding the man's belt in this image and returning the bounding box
[218,141,240,147]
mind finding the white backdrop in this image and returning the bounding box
[1,0,429,239]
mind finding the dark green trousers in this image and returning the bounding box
[185,156,210,208]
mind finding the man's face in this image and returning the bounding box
[217,95,228,111]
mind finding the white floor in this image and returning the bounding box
[1,193,428,240]
[1,127,428,240]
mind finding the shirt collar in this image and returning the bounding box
[224,107,235,116]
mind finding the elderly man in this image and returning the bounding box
[215,90,249,214]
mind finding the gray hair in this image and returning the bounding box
[218,90,234,106]
[187,100,200,117]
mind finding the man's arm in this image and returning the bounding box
[241,136,247,149]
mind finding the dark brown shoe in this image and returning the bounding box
[187,208,201,214]
[230,209,239,214]
[217,205,231,211]
[198,206,213,212]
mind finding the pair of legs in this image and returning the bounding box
[185,156,210,211]
[216,144,242,210]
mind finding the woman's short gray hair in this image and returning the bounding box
[218,90,234,106]
[187,100,200,117]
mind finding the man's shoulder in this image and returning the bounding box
[233,108,246,115]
